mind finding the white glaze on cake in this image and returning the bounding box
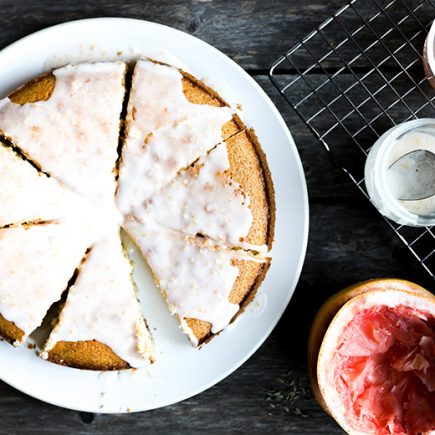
[43,231,154,367]
[0,145,87,227]
[117,59,233,213]
[0,218,94,342]
[126,220,265,344]
[132,143,253,246]
[0,62,126,207]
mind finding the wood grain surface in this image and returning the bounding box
[0,1,433,433]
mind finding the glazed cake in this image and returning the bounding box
[0,62,126,207]
[0,144,85,227]
[43,232,154,370]
[116,59,243,214]
[0,219,93,345]
[0,58,275,369]
[125,223,269,346]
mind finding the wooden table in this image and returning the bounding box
[0,1,433,433]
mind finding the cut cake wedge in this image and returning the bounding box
[0,219,93,345]
[131,131,274,250]
[43,231,154,370]
[0,144,86,227]
[0,62,127,207]
[125,221,269,346]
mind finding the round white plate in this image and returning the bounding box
[0,18,308,413]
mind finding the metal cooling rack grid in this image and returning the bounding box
[270,0,435,280]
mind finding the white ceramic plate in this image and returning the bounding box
[0,18,308,413]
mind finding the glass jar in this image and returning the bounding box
[365,118,435,227]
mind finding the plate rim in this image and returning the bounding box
[0,17,309,413]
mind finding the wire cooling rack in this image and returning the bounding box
[270,0,435,280]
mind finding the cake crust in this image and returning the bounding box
[9,73,56,105]
[186,258,271,345]
[47,340,130,371]
[0,313,24,344]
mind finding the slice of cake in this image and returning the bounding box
[131,131,274,250]
[125,221,269,346]
[42,232,154,370]
[0,62,126,207]
[0,219,93,345]
[117,59,243,214]
[0,144,85,227]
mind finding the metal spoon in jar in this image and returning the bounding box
[387,149,435,201]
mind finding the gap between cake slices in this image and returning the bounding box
[0,219,93,346]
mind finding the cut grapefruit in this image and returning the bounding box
[308,279,435,434]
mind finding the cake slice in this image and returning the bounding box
[131,130,274,250]
[42,231,154,370]
[117,59,243,214]
[0,62,126,207]
[0,144,85,227]
[125,221,269,346]
[0,219,93,345]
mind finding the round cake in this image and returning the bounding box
[0,59,275,370]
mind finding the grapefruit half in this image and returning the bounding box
[308,279,435,434]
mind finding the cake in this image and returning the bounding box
[0,58,275,369]
[0,144,85,227]
[0,219,93,345]
[0,62,126,207]
[118,59,274,345]
[124,223,269,345]
[42,232,154,370]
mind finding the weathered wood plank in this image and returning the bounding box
[0,0,433,71]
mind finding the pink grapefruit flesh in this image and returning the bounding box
[335,304,435,434]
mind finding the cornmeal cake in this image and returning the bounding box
[0,58,275,368]
[0,62,127,207]
[0,219,93,345]
[0,144,85,227]
[43,232,153,370]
